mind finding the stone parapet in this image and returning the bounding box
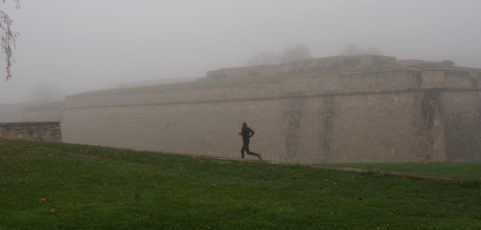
[65,69,479,110]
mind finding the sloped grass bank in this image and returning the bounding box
[1,140,480,229]
[318,162,481,181]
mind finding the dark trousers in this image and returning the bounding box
[241,142,260,158]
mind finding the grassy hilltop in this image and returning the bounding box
[0,140,480,229]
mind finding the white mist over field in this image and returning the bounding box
[0,0,480,103]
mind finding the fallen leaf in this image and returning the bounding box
[37,197,47,204]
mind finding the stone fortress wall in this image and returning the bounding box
[0,102,63,142]
[61,55,481,162]
[206,55,397,80]
[0,122,61,142]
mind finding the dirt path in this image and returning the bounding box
[312,166,465,182]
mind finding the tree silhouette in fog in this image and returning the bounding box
[278,44,311,63]
[0,0,20,80]
[247,43,312,66]
[341,43,382,56]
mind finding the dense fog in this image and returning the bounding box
[0,0,480,103]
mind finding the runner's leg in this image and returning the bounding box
[245,143,262,160]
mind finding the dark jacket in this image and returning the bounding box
[240,126,255,143]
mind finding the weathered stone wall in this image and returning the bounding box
[439,90,481,161]
[0,122,61,142]
[61,65,481,162]
[206,55,397,80]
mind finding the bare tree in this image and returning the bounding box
[1,0,20,80]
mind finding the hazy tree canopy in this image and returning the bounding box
[341,43,382,56]
[278,44,311,64]
[247,51,278,66]
[0,0,19,80]
[247,44,311,66]
[441,60,455,67]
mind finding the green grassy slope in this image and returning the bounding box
[1,140,480,229]
[318,162,481,181]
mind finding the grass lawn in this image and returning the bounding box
[1,140,480,229]
[317,162,481,181]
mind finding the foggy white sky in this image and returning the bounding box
[1,0,480,103]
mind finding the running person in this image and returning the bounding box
[239,122,262,160]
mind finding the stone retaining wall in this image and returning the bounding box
[0,122,61,142]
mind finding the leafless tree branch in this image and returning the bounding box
[0,0,20,80]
